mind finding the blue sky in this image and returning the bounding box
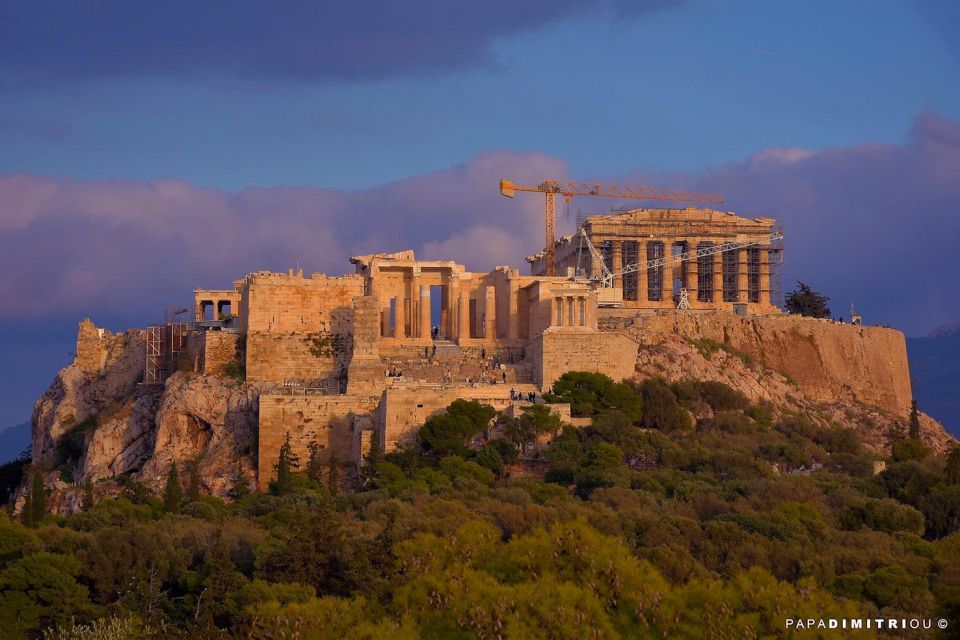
[1,0,959,429]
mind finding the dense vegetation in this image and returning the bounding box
[2,372,959,639]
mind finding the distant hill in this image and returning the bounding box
[0,421,30,464]
[908,323,960,438]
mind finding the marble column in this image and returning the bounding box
[737,248,749,304]
[419,285,431,340]
[611,240,623,290]
[484,286,496,340]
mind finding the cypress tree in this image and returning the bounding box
[29,470,46,526]
[909,400,921,440]
[328,450,339,495]
[273,432,300,495]
[163,463,183,513]
[227,461,251,500]
[306,440,323,485]
[186,459,203,501]
[361,432,383,489]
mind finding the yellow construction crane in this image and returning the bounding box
[499,179,724,276]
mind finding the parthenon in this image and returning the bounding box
[528,207,782,313]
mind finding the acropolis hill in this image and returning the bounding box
[28,206,955,510]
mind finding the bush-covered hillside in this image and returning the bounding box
[2,373,959,639]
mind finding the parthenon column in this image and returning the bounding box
[638,242,648,302]
[661,239,674,306]
[759,249,771,307]
[419,284,431,340]
[458,292,470,341]
[484,286,496,340]
[713,250,723,306]
[685,243,699,306]
[737,247,749,304]
[611,241,623,290]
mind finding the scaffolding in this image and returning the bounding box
[145,325,164,384]
[143,322,192,385]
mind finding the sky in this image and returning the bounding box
[1,0,959,428]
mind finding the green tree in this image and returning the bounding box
[909,399,921,439]
[545,371,642,421]
[162,463,183,514]
[328,451,339,495]
[227,461,251,500]
[361,433,383,489]
[0,552,97,637]
[306,440,323,485]
[785,281,831,318]
[419,400,496,456]
[945,446,960,485]
[639,379,690,432]
[186,459,203,501]
[25,469,46,527]
[271,432,301,496]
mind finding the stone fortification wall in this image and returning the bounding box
[257,394,379,485]
[531,328,639,391]
[243,273,365,384]
[601,310,912,416]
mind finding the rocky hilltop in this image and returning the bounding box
[24,311,956,514]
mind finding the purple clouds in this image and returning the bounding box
[0,0,679,90]
[1,111,959,334]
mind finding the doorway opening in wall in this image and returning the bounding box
[388,298,397,337]
[430,285,444,339]
[217,301,232,321]
[672,242,686,303]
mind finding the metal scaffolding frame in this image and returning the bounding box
[145,326,164,384]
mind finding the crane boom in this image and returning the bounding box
[500,178,724,276]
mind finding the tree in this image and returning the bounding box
[946,446,960,485]
[162,463,183,514]
[23,469,46,527]
[785,281,831,318]
[271,432,301,496]
[186,459,203,501]
[306,440,324,485]
[909,400,921,439]
[328,451,339,495]
[361,433,383,489]
[419,400,497,456]
[227,461,251,500]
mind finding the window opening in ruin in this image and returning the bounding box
[723,249,738,302]
[201,301,214,321]
[389,298,397,337]
[622,241,638,301]
[748,248,761,303]
[217,300,232,320]
[647,241,664,301]
[697,242,715,302]
[672,242,686,302]
[429,285,444,338]
[599,240,613,275]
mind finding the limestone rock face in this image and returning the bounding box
[628,321,954,456]
[29,320,275,514]
[604,310,913,416]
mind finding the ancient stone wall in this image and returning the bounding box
[243,273,364,384]
[76,318,107,374]
[532,328,639,391]
[257,394,380,484]
[202,331,242,376]
[601,310,913,416]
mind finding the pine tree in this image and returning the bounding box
[227,461,251,500]
[946,446,960,485]
[909,400,921,440]
[327,450,339,495]
[361,432,383,489]
[272,432,301,495]
[163,463,183,514]
[186,459,203,501]
[306,440,323,485]
[29,469,46,526]
[785,282,831,318]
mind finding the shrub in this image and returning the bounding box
[639,379,690,432]
[693,381,749,413]
[545,372,642,421]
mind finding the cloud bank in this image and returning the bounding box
[1,111,958,334]
[0,0,679,90]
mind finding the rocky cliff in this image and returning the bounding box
[24,312,956,514]
[27,319,274,514]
